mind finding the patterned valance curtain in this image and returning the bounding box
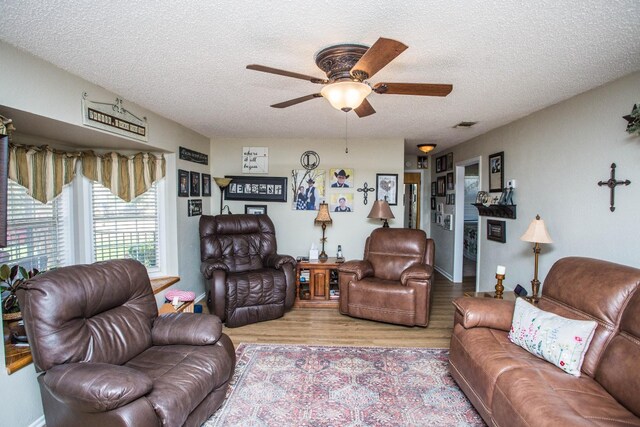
[8,144,80,204]
[82,151,165,202]
[8,143,165,204]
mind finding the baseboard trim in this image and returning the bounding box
[434,265,453,282]
[28,415,45,427]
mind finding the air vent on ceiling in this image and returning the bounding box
[453,121,478,128]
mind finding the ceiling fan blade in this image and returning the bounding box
[373,82,453,97]
[354,98,376,118]
[351,38,408,79]
[271,93,323,109]
[247,64,328,84]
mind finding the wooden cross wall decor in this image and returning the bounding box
[357,182,375,205]
[597,163,631,212]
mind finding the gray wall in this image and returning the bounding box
[429,71,640,292]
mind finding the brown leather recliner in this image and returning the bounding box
[199,214,297,327]
[16,259,235,427]
[337,228,435,327]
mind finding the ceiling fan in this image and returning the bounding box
[247,37,452,118]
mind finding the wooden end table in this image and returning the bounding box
[295,258,342,308]
[464,291,517,301]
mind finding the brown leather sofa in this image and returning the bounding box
[17,259,236,427]
[449,257,640,427]
[337,227,435,327]
[199,214,297,327]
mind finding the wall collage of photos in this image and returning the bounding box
[431,152,454,231]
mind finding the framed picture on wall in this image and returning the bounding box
[487,219,506,243]
[436,176,446,196]
[446,153,454,171]
[376,173,398,205]
[446,172,454,190]
[489,151,504,192]
[225,175,287,202]
[201,173,211,197]
[245,204,267,215]
[431,181,436,196]
[189,171,200,197]
[178,169,189,197]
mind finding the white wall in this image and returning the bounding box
[0,41,211,426]
[430,71,640,293]
[211,138,405,259]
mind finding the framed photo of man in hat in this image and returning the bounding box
[330,168,354,188]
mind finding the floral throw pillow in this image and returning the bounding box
[508,298,597,377]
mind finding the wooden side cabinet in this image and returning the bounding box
[295,258,341,308]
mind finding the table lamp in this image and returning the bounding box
[314,202,332,261]
[367,200,394,227]
[520,214,553,302]
[213,177,232,215]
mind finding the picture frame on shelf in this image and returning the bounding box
[201,173,211,197]
[489,151,504,192]
[245,204,267,215]
[225,175,287,202]
[376,173,398,205]
[178,169,189,197]
[190,171,200,197]
[487,219,506,243]
[444,214,454,230]
[436,176,446,196]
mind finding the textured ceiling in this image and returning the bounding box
[1,1,639,155]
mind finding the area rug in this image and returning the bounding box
[204,344,484,426]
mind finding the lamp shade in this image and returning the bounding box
[367,200,395,220]
[320,81,372,112]
[417,144,437,153]
[520,215,553,244]
[314,202,333,224]
[213,177,232,189]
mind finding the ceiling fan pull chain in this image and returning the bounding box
[345,112,349,154]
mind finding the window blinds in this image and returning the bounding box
[91,182,159,270]
[2,180,66,270]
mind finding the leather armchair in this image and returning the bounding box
[199,214,296,327]
[338,228,435,327]
[16,259,235,427]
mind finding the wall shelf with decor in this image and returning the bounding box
[472,204,517,219]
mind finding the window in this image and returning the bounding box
[91,182,160,271]
[1,180,67,271]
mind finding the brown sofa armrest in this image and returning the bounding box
[400,264,433,285]
[43,363,152,413]
[337,260,374,280]
[152,313,222,345]
[200,258,229,279]
[263,254,296,269]
[452,297,515,331]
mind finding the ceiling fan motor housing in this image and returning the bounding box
[315,44,370,82]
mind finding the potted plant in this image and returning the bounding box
[1,264,39,321]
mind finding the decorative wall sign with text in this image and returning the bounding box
[179,146,208,165]
[82,94,147,142]
[242,147,269,173]
[188,199,202,217]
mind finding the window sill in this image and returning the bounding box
[3,276,180,375]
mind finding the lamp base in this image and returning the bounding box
[318,251,328,261]
[382,219,389,228]
[494,274,505,299]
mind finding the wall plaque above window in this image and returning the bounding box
[179,146,208,165]
[82,93,148,142]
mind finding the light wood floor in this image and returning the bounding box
[217,273,474,349]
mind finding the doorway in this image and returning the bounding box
[453,156,482,287]
[404,173,421,229]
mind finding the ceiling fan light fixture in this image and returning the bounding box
[320,81,372,112]
[417,144,437,153]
